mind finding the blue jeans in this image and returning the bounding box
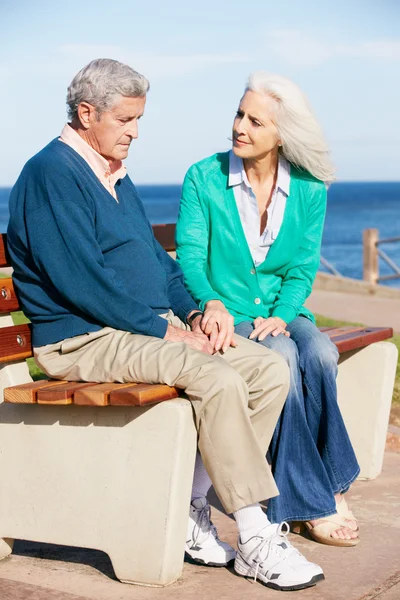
[235,316,360,523]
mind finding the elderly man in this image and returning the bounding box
[7,59,324,591]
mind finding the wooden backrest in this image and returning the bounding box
[0,230,393,362]
[0,234,9,268]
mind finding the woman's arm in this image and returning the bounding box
[176,169,223,308]
[271,182,327,324]
[176,168,235,352]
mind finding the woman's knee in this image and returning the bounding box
[260,334,299,371]
[300,334,339,371]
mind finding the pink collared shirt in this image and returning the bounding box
[59,124,127,201]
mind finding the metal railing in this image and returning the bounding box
[319,255,342,277]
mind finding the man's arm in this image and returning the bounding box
[153,239,199,323]
[24,171,168,338]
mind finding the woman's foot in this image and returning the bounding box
[291,497,360,546]
[335,494,359,532]
[307,517,358,542]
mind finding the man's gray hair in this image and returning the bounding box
[67,58,150,120]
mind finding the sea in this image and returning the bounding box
[0,182,399,287]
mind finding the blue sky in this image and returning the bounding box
[1,0,399,185]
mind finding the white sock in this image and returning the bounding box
[233,503,271,542]
[191,451,212,502]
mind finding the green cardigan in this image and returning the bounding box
[176,151,327,326]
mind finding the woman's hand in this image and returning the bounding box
[201,300,237,353]
[250,316,290,341]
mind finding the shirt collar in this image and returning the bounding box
[59,124,127,185]
[228,149,291,195]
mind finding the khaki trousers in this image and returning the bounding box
[34,312,289,513]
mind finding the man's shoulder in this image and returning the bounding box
[186,151,230,182]
[23,139,77,176]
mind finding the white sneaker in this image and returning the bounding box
[235,522,324,591]
[185,497,236,566]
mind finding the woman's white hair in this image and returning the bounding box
[67,58,149,121]
[246,72,335,183]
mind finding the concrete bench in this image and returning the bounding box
[0,226,397,587]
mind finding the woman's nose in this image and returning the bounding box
[234,117,246,136]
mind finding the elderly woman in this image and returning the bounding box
[176,73,360,546]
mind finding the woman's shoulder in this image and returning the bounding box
[289,163,327,203]
[289,163,325,188]
[186,151,230,181]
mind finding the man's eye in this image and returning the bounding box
[252,120,261,127]
[235,110,244,118]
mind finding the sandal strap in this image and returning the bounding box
[336,498,359,530]
[310,513,352,536]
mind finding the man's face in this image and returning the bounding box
[85,95,146,162]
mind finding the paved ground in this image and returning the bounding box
[306,289,400,333]
[0,450,399,600]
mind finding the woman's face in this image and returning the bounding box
[232,90,280,160]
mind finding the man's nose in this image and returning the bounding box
[126,120,139,139]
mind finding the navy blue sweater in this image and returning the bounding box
[7,139,198,346]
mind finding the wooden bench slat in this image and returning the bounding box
[37,382,95,405]
[326,327,393,354]
[74,382,137,406]
[4,380,67,404]
[325,326,366,338]
[0,278,20,313]
[110,383,180,406]
[0,324,32,363]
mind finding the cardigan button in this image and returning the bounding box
[250,268,256,275]
[254,297,261,305]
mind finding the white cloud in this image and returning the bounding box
[264,29,400,68]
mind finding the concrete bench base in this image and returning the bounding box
[0,340,397,586]
[337,341,398,479]
[0,398,197,586]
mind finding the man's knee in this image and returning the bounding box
[196,358,248,399]
[258,349,291,398]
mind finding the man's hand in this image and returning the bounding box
[164,324,214,355]
[249,316,290,341]
[201,300,237,353]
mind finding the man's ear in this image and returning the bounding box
[77,102,96,130]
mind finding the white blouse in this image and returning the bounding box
[228,150,291,266]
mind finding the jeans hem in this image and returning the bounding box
[332,466,360,496]
[282,507,339,522]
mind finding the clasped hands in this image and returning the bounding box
[164,299,289,355]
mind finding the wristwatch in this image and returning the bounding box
[187,310,204,327]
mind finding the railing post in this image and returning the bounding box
[363,228,379,284]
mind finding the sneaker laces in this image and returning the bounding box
[252,521,296,582]
[192,502,218,547]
